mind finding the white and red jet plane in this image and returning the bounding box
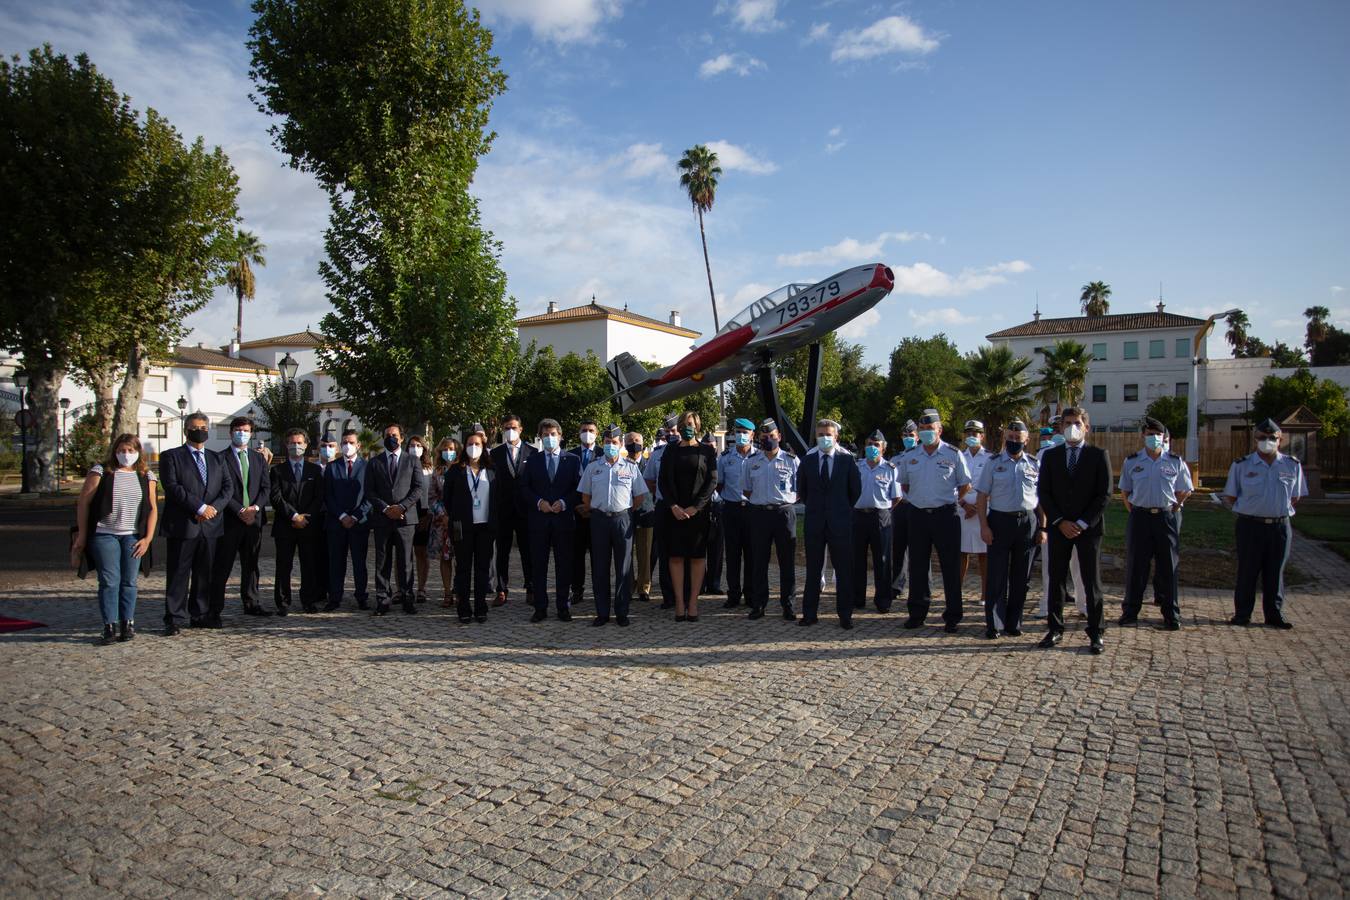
[607,263,895,413]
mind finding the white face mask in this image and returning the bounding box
[116,450,139,468]
[409,445,423,459]
[1257,438,1278,455]
[288,444,306,458]
[579,430,596,446]
[503,428,519,443]
[341,442,359,458]
[466,444,483,460]
[1063,423,1085,444]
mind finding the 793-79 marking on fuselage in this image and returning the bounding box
[776,280,841,326]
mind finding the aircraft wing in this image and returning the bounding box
[744,320,814,350]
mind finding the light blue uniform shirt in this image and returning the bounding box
[717,446,761,502]
[1223,452,1307,517]
[974,451,1040,512]
[642,444,667,502]
[1118,449,1193,509]
[896,443,971,509]
[855,458,902,509]
[581,457,648,513]
[746,452,799,505]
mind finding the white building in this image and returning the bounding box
[987,304,1207,430]
[1202,359,1350,432]
[516,300,701,366]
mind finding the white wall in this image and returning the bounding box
[517,320,608,362]
[606,319,696,366]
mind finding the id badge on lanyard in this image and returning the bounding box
[470,470,483,509]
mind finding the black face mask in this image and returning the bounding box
[186,428,208,444]
[384,435,400,451]
[1004,440,1024,456]
[760,437,779,452]
[625,442,642,458]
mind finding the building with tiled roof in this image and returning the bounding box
[516,299,700,366]
[986,310,1206,340]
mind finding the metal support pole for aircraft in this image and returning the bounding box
[802,342,823,436]
[754,341,825,457]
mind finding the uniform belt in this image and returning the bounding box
[1238,513,1288,524]
[593,509,630,518]
[913,503,956,513]
[753,503,794,511]
[989,508,1033,518]
[854,506,887,513]
[1135,507,1170,514]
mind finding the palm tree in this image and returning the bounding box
[955,345,1033,444]
[226,230,267,346]
[678,144,724,424]
[1225,310,1251,357]
[1305,305,1331,350]
[1036,340,1094,414]
[1079,281,1112,317]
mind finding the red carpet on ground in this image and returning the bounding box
[0,616,46,633]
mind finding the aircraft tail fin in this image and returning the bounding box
[606,352,659,413]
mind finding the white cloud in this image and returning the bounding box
[907,307,978,327]
[806,22,831,43]
[837,307,881,339]
[704,140,778,175]
[777,231,931,267]
[716,0,783,33]
[699,52,766,78]
[1332,285,1345,294]
[612,142,672,179]
[473,0,624,44]
[891,260,1032,297]
[832,15,940,63]
[824,126,847,153]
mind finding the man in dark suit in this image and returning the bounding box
[159,411,233,634]
[271,428,324,614]
[490,413,535,608]
[521,417,582,623]
[798,420,864,628]
[365,423,425,616]
[323,429,371,611]
[1036,406,1112,653]
[569,419,600,606]
[210,415,271,623]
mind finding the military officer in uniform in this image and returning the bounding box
[889,420,918,598]
[853,429,902,612]
[899,409,971,633]
[1118,416,1193,630]
[958,420,992,600]
[717,418,761,609]
[745,418,799,621]
[581,424,649,627]
[975,421,1044,639]
[1222,419,1306,629]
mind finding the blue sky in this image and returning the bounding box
[3,0,1348,366]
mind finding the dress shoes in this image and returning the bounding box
[722,598,741,609]
[782,607,797,621]
[686,615,699,622]
[659,599,675,610]
[275,606,289,618]
[875,605,892,614]
[591,616,609,627]
[674,615,687,622]
[474,615,487,624]
[322,600,340,612]
[402,602,417,615]
[244,606,272,617]
[943,623,959,634]
[638,592,651,603]
[615,616,629,627]
[302,604,318,613]
[118,621,134,642]
[1004,628,1023,637]
[747,607,765,621]
[1038,632,1063,648]
[372,604,389,617]
[530,610,547,623]
[1090,636,1105,654]
[1228,615,1250,626]
[985,628,999,640]
[1118,614,1138,627]
[493,592,508,607]
[797,617,818,627]
[1268,618,1294,630]
[163,622,181,637]
[203,617,223,629]
[1161,620,1181,631]
[458,615,473,624]
[558,609,573,623]
[839,619,854,630]
[101,624,117,645]
[902,617,923,630]
[189,618,205,628]
[356,599,370,611]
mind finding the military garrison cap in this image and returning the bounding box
[902,419,918,434]
[918,409,941,425]
[1141,416,1166,432]
[964,419,984,432]
[1256,418,1282,434]
[759,418,778,432]
[867,429,886,443]
[603,423,623,440]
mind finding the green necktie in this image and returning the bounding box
[239,450,250,506]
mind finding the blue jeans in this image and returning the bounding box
[92,533,139,624]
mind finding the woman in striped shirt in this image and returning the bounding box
[73,434,159,644]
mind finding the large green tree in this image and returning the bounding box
[883,335,963,439]
[250,0,517,436]
[1080,281,1112,317]
[1250,368,1349,438]
[955,344,1034,447]
[1,47,142,491]
[1145,395,1188,437]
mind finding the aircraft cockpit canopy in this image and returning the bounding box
[718,283,814,335]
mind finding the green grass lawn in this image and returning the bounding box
[1291,504,1350,562]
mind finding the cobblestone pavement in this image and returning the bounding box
[2,536,1348,898]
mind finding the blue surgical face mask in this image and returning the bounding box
[965,435,981,448]
[441,449,456,462]
[919,429,938,446]
[864,445,881,460]
[735,431,751,446]
[1050,434,1066,447]
[603,443,621,459]
[901,436,917,450]
[816,435,834,451]
[232,431,249,447]
[1144,434,1164,451]
[542,434,559,450]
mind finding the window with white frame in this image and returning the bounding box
[216,378,234,395]
[145,374,168,393]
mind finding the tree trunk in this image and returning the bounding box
[697,208,726,430]
[86,362,119,439]
[112,341,151,441]
[236,288,244,347]
[23,364,64,494]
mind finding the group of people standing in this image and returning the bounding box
[73,404,1308,648]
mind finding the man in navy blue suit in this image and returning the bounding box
[798,419,863,628]
[210,415,272,622]
[158,412,233,634]
[323,428,371,611]
[521,418,582,623]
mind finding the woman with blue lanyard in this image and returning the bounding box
[447,431,500,623]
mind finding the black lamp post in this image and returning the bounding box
[154,407,163,457]
[15,369,29,494]
[176,394,187,433]
[59,397,70,482]
[279,352,298,383]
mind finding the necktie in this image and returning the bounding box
[193,449,207,485]
[1068,446,1080,476]
[293,461,302,483]
[239,450,250,506]
[347,459,353,478]
[820,453,829,483]
[389,452,397,481]
[548,452,557,480]
[509,446,517,473]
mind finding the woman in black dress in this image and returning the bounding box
[446,432,500,623]
[658,411,718,621]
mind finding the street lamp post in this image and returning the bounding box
[176,395,188,434]
[59,397,70,482]
[1186,308,1242,474]
[15,370,30,494]
[154,407,163,458]
[278,352,298,383]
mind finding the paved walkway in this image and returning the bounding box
[1,539,1348,898]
